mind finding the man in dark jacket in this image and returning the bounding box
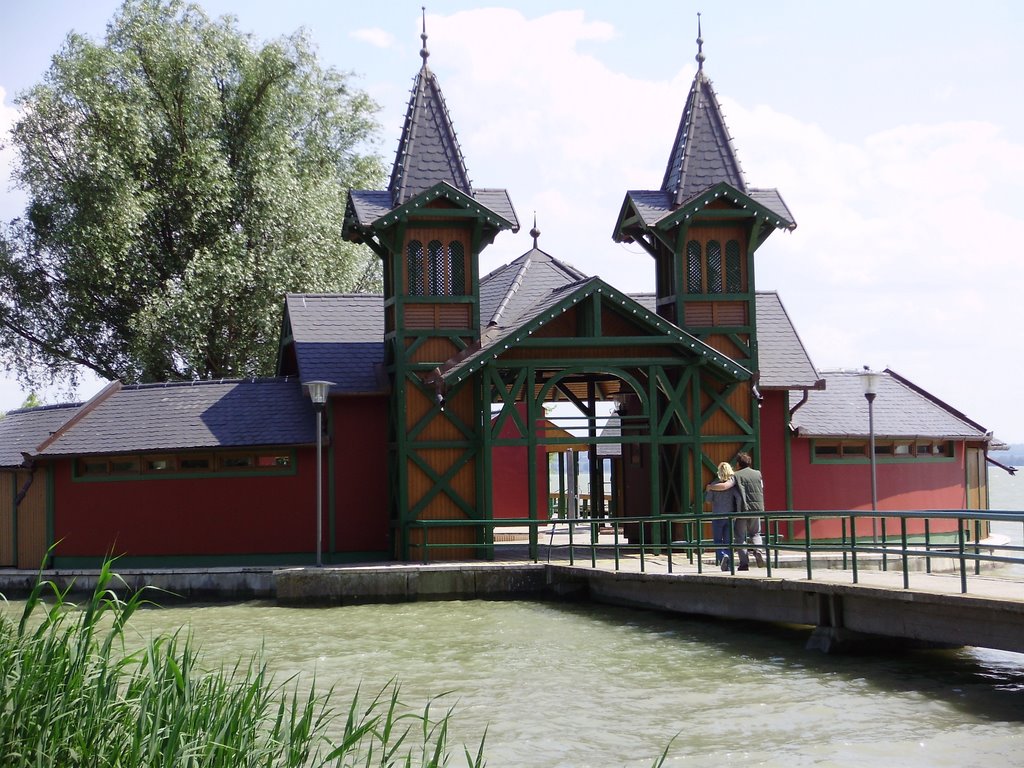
[734,452,765,567]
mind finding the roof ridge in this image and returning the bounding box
[122,377,301,391]
[488,252,534,327]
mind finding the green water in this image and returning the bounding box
[8,469,1024,766]
[115,599,1023,767]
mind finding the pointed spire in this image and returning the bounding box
[660,15,746,205]
[420,6,429,68]
[388,11,473,205]
[696,13,705,73]
[530,213,540,249]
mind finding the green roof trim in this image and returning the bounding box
[442,277,752,387]
[371,181,516,233]
[655,181,795,231]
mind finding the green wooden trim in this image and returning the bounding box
[371,182,516,233]
[71,450,299,482]
[654,182,795,231]
[406,447,477,519]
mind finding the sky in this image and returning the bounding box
[1,0,1022,443]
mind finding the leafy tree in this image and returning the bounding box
[0,0,384,386]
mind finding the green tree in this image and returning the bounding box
[0,0,383,386]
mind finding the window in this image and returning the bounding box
[683,238,743,293]
[406,237,467,296]
[74,450,296,480]
[812,440,954,462]
[407,240,425,295]
[707,240,722,293]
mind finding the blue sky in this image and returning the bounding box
[2,1,1023,443]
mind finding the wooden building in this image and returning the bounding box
[0,23,1001,568]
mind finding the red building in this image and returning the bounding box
[0,24,1003,568]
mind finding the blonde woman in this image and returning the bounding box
[705,461,745,571]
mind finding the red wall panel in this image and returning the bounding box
[331,396,390,552]
[52,452,318,558]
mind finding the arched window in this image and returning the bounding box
[407,240,424,295]
[449,241,466,295]
[725,240,742,293]
[707,240,722,293]
[686,240,702,294]
[428,240,444,295]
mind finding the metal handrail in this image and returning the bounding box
[406,508,1024,594]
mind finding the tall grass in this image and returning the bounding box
[0,560,485,767]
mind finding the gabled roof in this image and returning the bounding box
[35,379,316,457]
[615,183,795,241]
[0,403,82,468]
[388,53,472,205]
[479,245,588,328]
[281,294,386,396]
[790,369,991,442]
[662,63,746,204]
[438,275,751,387]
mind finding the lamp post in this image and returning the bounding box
[304,380,334,567]
[859,368,880,542]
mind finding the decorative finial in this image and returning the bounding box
[420,7,429,66]
[696,13,705,72]
[530,213,540,249]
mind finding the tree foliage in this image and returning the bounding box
[0,0,384,385]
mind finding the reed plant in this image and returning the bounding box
[0,560,485,767]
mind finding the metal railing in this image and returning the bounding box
[406,508,1024,594]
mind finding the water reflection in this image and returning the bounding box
[105,599,1024,767]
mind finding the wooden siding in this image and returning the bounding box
[499,345,675,361]
[404,304,472,331]
[683,301,748,327]
[17,468,47,569]
[0,471,13,566]
[406,336,465,365]
[702,332,748,361]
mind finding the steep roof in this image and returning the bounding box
[282,294,386,396]
[479,245,589,328]
[790,369,991,441]
[0,404,82,468]
[388,47,472,205]
[754,292,823,390]
[35,379,315,457]
[662,58,746,204]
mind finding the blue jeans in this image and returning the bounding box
[712,518,733,565]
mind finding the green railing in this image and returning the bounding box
[406,508,1024,594]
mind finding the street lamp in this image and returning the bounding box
[304,380,334,567]
[860,368,880,542]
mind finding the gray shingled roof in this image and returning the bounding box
[0,404,82,467]
[479,246,588,328]
[791,370,990,441]
[284,294,386,395]
[389,61,472,205]
[37,379,315,457]
[662,68,746,203]
[754,292,822,390]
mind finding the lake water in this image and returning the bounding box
[11,468,1024,766]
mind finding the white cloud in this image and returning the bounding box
[350,27,395,49]
[422,8,1024,441]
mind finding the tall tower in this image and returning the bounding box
[612,18,795,470]
[343,15,518,559]
[613,19,795,373]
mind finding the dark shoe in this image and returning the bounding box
[720,557,731,572]
[754,550,765,568]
